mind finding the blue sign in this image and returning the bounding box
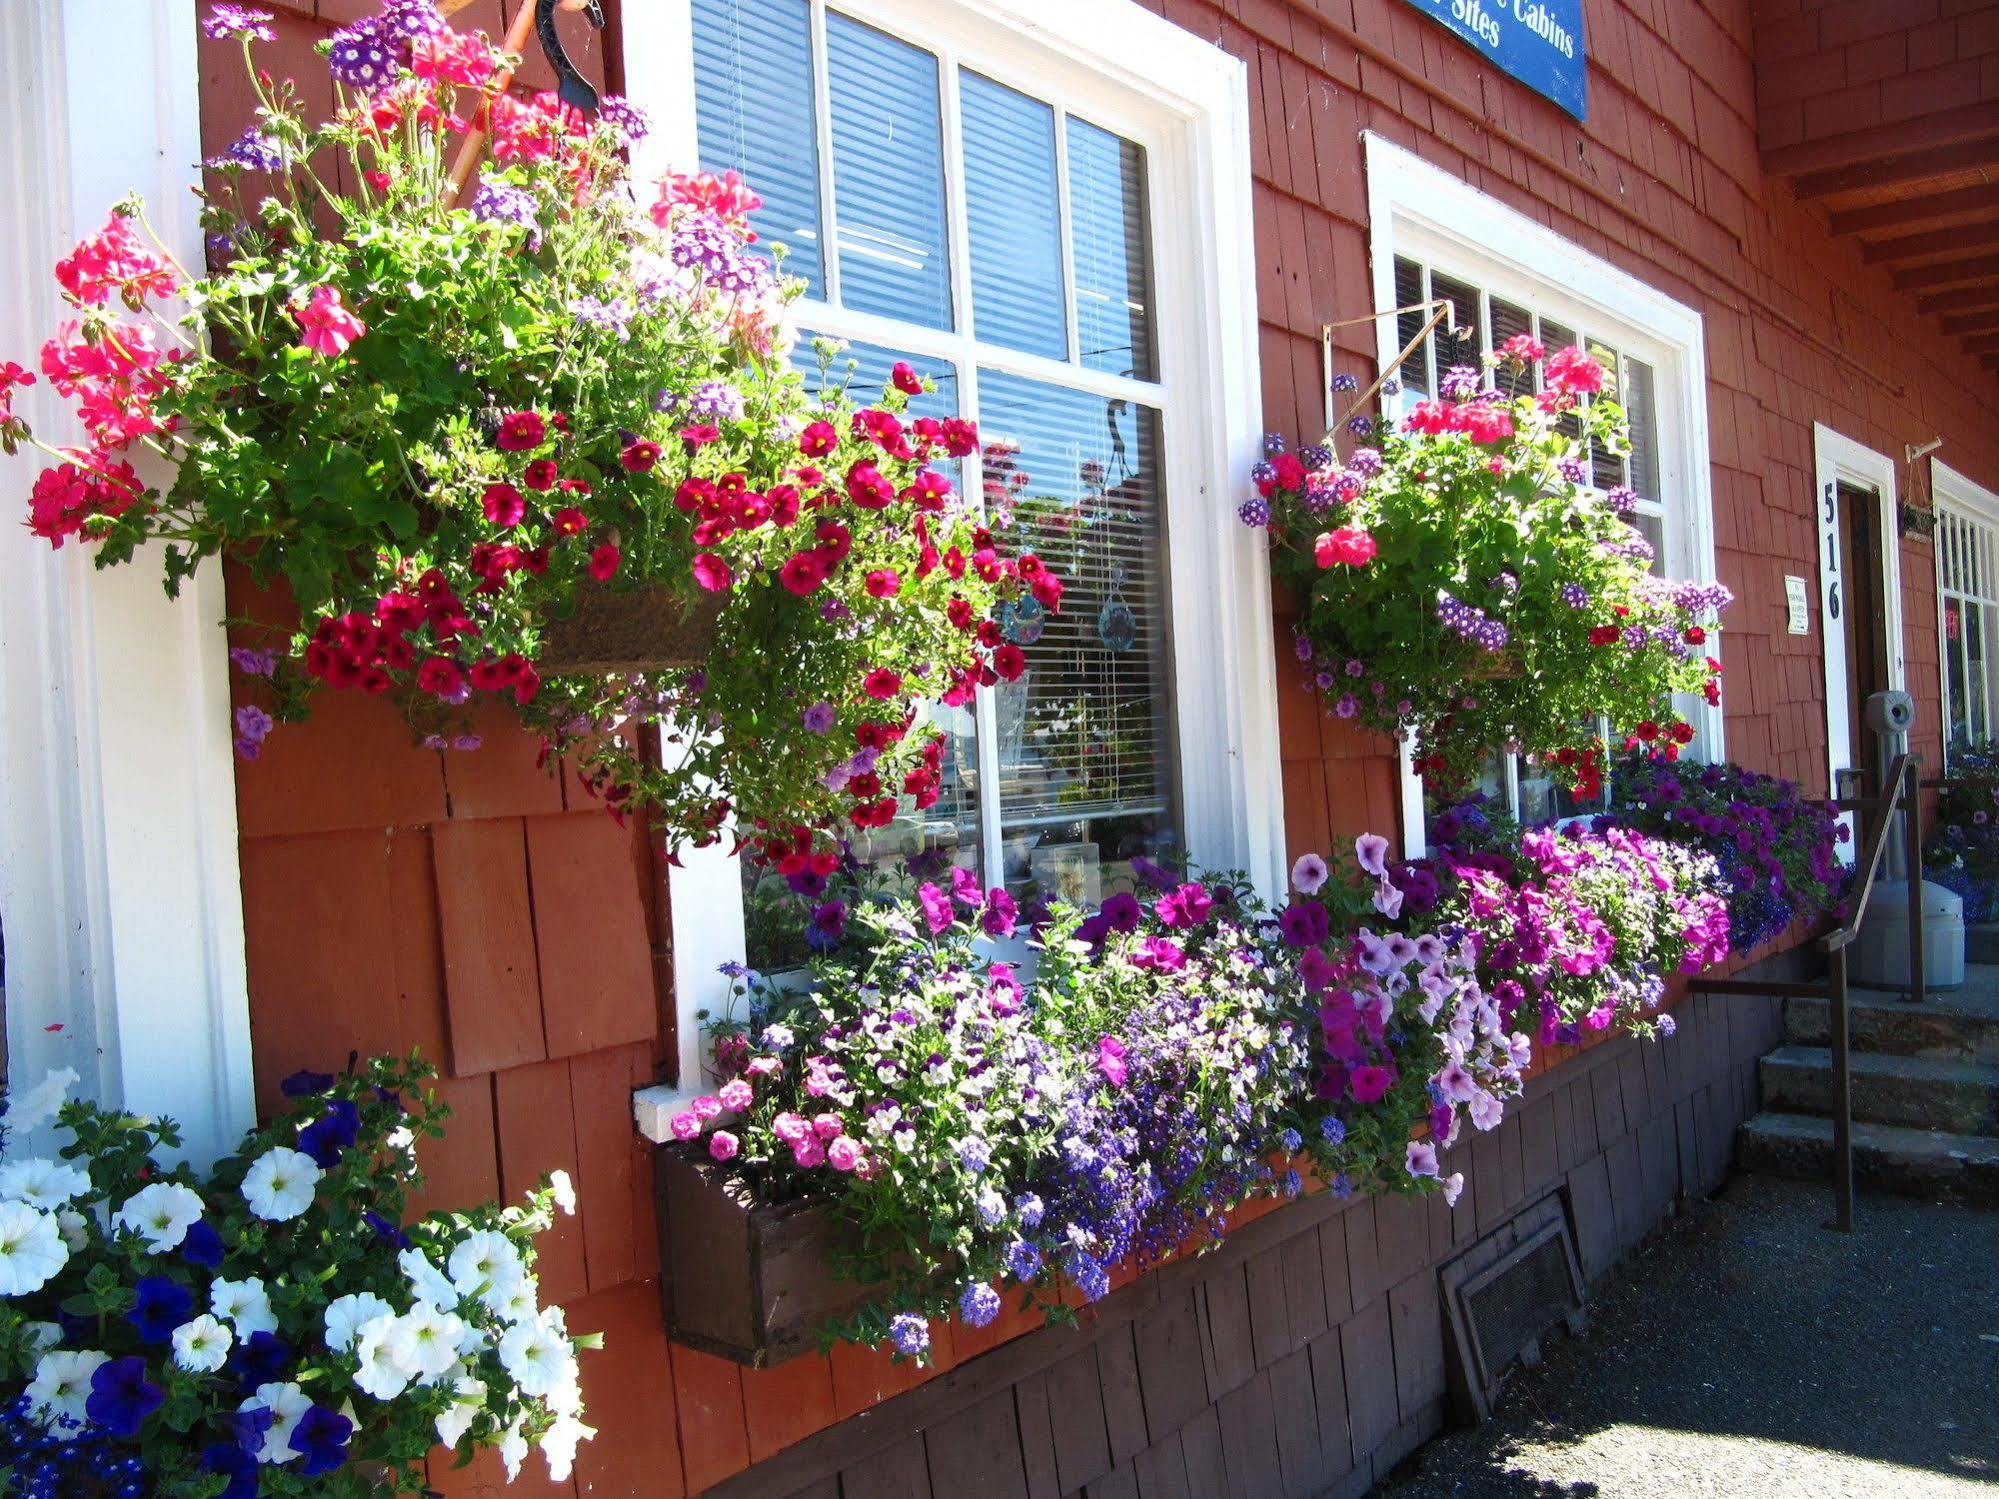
[1398,0,1587,121]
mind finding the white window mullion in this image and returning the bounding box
[1055,111,1082,367]
[807,0,843,309]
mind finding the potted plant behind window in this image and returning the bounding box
[3,0,1060,859]
[1240,337,1730,800]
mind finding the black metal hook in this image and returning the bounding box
[536,0,606,114]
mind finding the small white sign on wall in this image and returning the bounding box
[1785,575,1811,635]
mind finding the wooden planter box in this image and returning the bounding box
[653,1146,880,1367]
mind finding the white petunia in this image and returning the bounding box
[433,1376,487,1449]
[210,1275,278,1338]
[24,1349,107,1430]
[497,1312,575,1399]
[492,1274,541,1326]
[240,1381,311,1464]
[352,1313,416,1401]
[171,1313,233,1374]
[499,1416,529,1481]
[55,1211,89,1254]
[240,1147,321,1222]
[447,1230,525,1311]
[113,1182,206,1252]
[398,1246,459,1308]
[323,1291,394,1354]
[548,1168,577,1215]
[0,1202,68,1296]
[540,1411,596,1481]
[0,1159,92,1213]
[2,1069,79,1136]
[385,1301,464,1384]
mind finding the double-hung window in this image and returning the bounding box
[1935,464,1999,763]
[629,0,1278,1111]
[1361,135,1721,852]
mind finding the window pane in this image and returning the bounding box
[1490,298,1534,397]
[1430,271,1481,378]
[1624,355,1661,503]
[1394,257,1430,396]
[794,333,960,420]
[960,73,1066,359]
[1069,117,1156,379]
[976,370,1176,899]
[825,12,952,327]
[1589,343,1626,490]
[1971,599,1990,745]
[692,0,825,297]
[1539,318,1582,446]
[1946,599,1970,750]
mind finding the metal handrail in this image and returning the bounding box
[1698,753,1925,1232]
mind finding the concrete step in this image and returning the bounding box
[1738,1111,1999,1203]
[1784,986,1999,1064]
[1758,1044,1999,1135]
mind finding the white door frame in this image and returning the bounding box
[0,0,255,1165]
[1812,424,1903,842]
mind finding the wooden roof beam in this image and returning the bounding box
[1892,254,1999,292]
[1942,308,1999,336]
[1766,103,1999,179]
[1964,332,1999,356]
[1862,220,1999,265]
[1794,138,1999,200]
[1916,284,1999,315]
[1830,183,1999,237]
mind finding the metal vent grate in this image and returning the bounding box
[1439,1192,1586,1423]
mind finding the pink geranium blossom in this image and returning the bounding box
[293,286,365,358]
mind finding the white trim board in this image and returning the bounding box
[1812,424,1903,858]
[625,0,1275,1133]
[1360,134,1720,856]
[0,0,254,1166]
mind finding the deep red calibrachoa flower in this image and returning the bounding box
[495,410,545,451]
[416,656,465,696]
[993,644,1027,681]
[862,668,903,699]
[678,424,721,448]
[780,551,829,595]
[523,458,559,491]
[691,552,732,592]
[481,482,526,527]
[1588,625,1620,646]
[588,542,621,581]
[620,439,661,473]
[1684,626,1707,644]
[864,568,901,599]
[799,420,839,458]
[1635,721,1660,742]
[946,597,975,630]
[552,506,587,536]
[845,460,896,509]
[891,361,924,396]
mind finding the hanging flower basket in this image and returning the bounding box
[4,1,1060,858]
[655,1147,883,1367]
[1241,339,1730,797]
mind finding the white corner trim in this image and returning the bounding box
[618,0,1276,1106]
[0,0,254,1166]
[1362,132,1720,855]
[1933,459,1999,525]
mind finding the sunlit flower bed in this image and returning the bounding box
[0,1058,585,1495]
[677,821,1731,1361]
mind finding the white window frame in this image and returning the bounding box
[1812,425,1903,848]
[1360,134,1721,856]
[626,0,1278,1131]
[0,0,254,1167]
[1931,459,1999,769]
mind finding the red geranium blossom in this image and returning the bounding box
[1314,528,1377,568]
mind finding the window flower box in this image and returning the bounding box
[653,1147,881,1367]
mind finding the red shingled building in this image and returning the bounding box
[5,0,1999,1493]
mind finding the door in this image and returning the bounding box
[1837,480,1890,788]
